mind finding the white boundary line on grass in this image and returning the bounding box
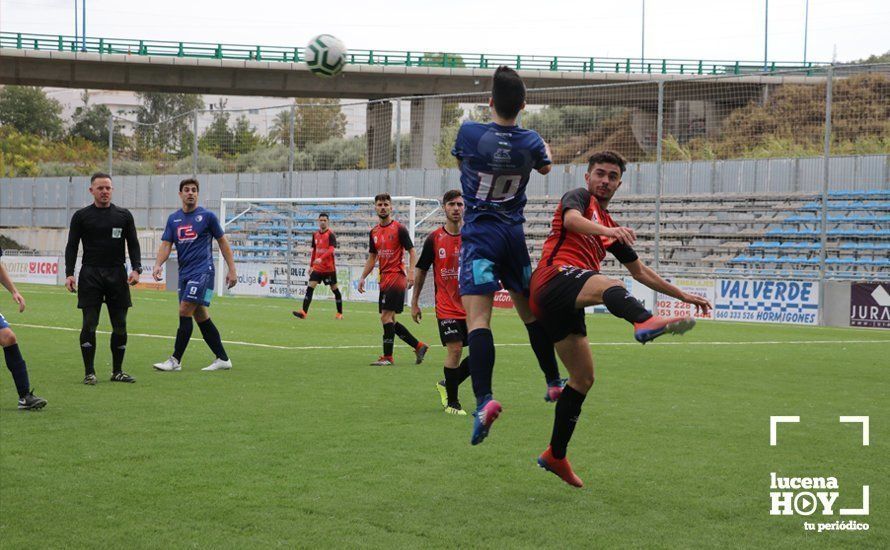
[13,323,890,352]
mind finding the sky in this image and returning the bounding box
[1,0,888,63]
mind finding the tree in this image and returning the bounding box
[852,50,890,64]
[294,98,347,149]
[198,109,233,158]
[134,92,204,155]
[233,115,261,154]
[269,109,292,146]
[0,86,64,139]
[419,52,466,68]
[68,92,129,147]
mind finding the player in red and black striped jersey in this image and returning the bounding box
[530,151,712,488]
[358,193,429,366]
[411,190,471,415]
[293,213,344,320]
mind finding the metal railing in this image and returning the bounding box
[0,31,827,75]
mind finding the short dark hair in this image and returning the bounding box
[374,193,391,203]
[179,178,200,192]
[318,212,329,219]
[90,172,112,184]
[491,66,525,120]
[442,189,462,204]
[587,151,627,175]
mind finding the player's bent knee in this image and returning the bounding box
[193,307,210,323]
[577,276,625,307]
[572,373,595,392]
[0,328,16,347]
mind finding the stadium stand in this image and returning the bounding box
[221,190,890,280]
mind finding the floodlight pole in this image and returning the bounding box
[803,0,810,65]
[818,64,833,326]
[641,0,645,67]
[763,0,769,71]
[81,0,86,52]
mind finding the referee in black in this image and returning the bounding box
[65,172,142,384]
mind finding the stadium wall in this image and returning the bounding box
[2,253,884,329]
[2,155,888,229]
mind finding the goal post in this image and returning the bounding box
[216,196,442,308]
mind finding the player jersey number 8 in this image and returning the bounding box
[475,172,524,202]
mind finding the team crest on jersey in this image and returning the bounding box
[196,215,203,222]
[438,248,446,258]
[178,225,198,242]
[111,228,122,238]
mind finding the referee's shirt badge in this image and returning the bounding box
[112,228,122,238]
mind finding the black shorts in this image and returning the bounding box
[378,287,406,314]
[77,265,131,310]
[529,265,598,343]
[309,271,337,286]
[437,318,468,347]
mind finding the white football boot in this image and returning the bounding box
[153,356,181,371]
[202,358,232,371]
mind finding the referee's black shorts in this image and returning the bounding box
[77,265,132,309]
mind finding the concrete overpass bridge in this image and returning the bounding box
[0,32,830,168]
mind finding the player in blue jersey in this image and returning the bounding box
[0,247,47,409]
[151,178,237,372]
[453,66,566,445]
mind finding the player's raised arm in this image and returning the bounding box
[622,259,711,315]
[563,208,636,246]
[536,140,553,175]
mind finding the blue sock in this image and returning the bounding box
[4,344,31,398]
[467,328,495,406]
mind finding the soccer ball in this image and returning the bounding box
[305,34,346,77]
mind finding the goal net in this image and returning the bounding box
[217,196,442,308]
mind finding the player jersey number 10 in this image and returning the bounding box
[475,172,524,202]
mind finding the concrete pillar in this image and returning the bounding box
[367,101,393,169]
[409,97,443,169]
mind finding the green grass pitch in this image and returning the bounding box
[1,283,888,548]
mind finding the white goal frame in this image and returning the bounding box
[217,196,442,299]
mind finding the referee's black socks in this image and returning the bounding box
[79,329,96,376]
[525,320,561,383]
[551,384,587,459]
[602,285,653,324]
[110,332,127,373]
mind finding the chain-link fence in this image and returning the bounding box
[2,63,888,283]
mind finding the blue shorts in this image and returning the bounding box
[179,272,214,307]
[459,220,532,296]
[0,312,9,331]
